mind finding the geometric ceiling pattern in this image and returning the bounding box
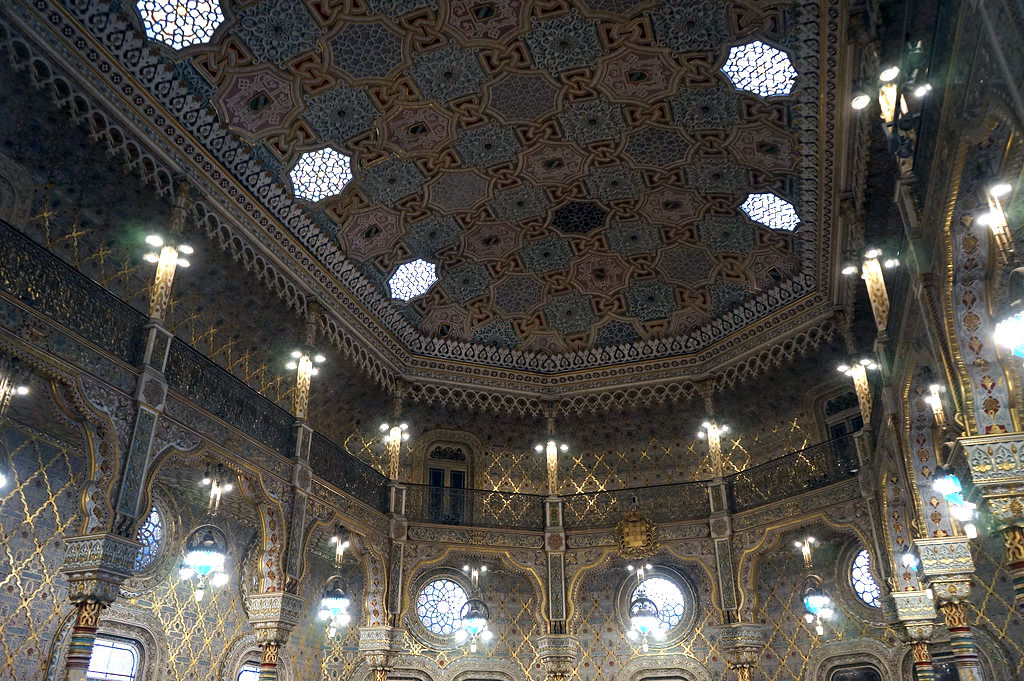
[22,0,839,398]
[184,0,817,355]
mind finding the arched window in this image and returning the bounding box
[86,637,141,681]
[416,578,468,636]
[631,575,687,631]
[237,662,260,681]
[133,506,163,572]
[850,549,882,607]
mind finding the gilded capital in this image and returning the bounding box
[61,533,141,606]
[245,592,303,645]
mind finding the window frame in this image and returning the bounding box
[85,635,143,681]
[408,567,475,649]
[615,565,699,648]
[133,505,164,574]
[237,660,261,681]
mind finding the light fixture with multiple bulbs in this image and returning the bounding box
[178,527,230,602]
[455,564,493,653]
[795,537,834,636]
[200,463,234,513]
[143,233,193,268]
[836,357,879,376]
[626,563,666,652]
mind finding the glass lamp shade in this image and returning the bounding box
[629,596,661,635]
[460,598,490,636]
[932,467,963,501]
[184,548,225,577]
[321,589,351,616]
[995,310,1024,358]
[803,590,833,618]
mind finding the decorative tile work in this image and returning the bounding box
[382,102,457,156]
[584,165,645,202]
[521,142,589,184]
[658,244,716,286]
[404,214,463,257]
[343,209,403,259]
[640,188,704,224]
[304,84,378,146]
[571,253,630,295]
[625,279,677,321]
[463,221,521,259]
[454,122,522,168]
[558,99,627,146]
[650,0,729,53]
[728,122,796,174]
[487,70,563,123]
[234,0,319,65]
[524,11,603,73]
[215,64,301,138]
[472,318,519,348]
[544,291,597,335]
[490,183,551,221]
[440,261,493,303]
[359,158,426,206]
[329,23,405,81]
[410,43,488,103]
[671,87,741,130]
[363,0,436,19]
[709,281,749,316]
[596,45,680,103]
[426,170,491,212]
[552,201,608,234]
[493,274,546,314]
[605,220,663,256]
[625,126,692,168]
[698,214,755,252]
[594,319,641,346]
[520,235,573,273]
[685,157,750,195]
[446,0,528,44]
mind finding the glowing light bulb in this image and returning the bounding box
[879,65,899,82]
[145,234,164,247]
[990,183,1012,198]
[851,93,870,110]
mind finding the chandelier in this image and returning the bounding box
[454,565,493,653]
[200,463,234,513]
[932,465,978,538]
[626,564,666,652]
[795,537,833,636]
[178,528,229,602]
[329,525,350,567]
[319,580,352,638]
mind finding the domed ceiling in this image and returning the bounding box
[19,0,847,400]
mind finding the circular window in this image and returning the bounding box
[133,506,164,572]
[631,576,687,631]
[850,549,881,607]
[416,578,468,636]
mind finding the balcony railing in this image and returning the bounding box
[725,434,859,512]
[310,432,389,512]
[403,484,546,530]
[563,480,710,531]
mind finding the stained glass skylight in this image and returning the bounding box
[632,576,686,631]
[722,41,797,97]
[740,193,800,231]
[851,549,882,607]
[133,506,163,572]
[389,260,437,301]
[289,148,353,202]
[137,0,225,50]
[416,578,468,636]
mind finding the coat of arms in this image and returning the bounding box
[616,508,659,559]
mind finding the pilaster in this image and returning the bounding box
[544,496,567,633]
[708,478,738,621]
[892,590,938,681]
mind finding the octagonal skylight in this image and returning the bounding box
[740,193,800,231]
[389,260,437,301]
[137,0,225,50]
[289,148,353,202]
[721,41,797,98]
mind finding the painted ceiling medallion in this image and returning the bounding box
[214,64,301,139]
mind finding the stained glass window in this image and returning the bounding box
[632,576,686,630]
[136,0,225,50]
[741,193,800,231]
[133,506,163,572]
[851,549,882,607]
[389,260,438,301]
[86,637,140,681]
[289,148,353,202]
[416,578,468,636]
[722,41,797,98]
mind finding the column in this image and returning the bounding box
[959,433,1024,607]
[915,537,985,681]
[892,590,938,681]
[61,534,141,681]
[246,592,303,681]
[714,623,766,681]
[708,476,738,622]
[537,633,580,681]
[545,496,568,633]
[358,625,404,681]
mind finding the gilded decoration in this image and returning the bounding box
[616,509,659,559]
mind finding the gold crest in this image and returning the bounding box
[616,508,659,558]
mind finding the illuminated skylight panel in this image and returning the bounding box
[137,0,225,50]
[722,41,797,97]
[289,148,353,202]
[740,193,800,231]
[389,260,437,301]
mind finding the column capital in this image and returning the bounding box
[958,433,1024,527]
[358,626,405,671]
[61,533,140,606]
[537,634,580,681]
[246,592,303,645]
[713,623,767,681]
[913,537,975,603]
[891,590,937,642]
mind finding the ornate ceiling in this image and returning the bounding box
[4,0,848,402]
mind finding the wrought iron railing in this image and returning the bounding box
[0,221,144,364]
[310,432,389,512]
[725,434,859,512]
[562,480,710,531]
[403,484,546,530]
